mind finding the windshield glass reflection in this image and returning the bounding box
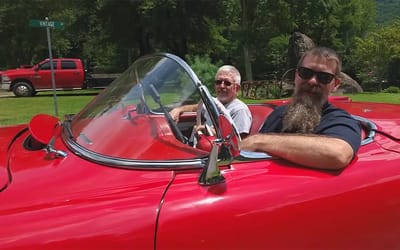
[68,54,207,161]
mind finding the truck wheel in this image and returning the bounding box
[12,81,34,97]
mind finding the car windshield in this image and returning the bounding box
[66,53,210,167]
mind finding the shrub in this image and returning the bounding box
[186,54,221,95]
[383,86,400,93]
[267,82,284,99]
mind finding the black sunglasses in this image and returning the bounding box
[215,79,233,87]
[297,67,336,85]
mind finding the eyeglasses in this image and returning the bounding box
[215,79,233,87]
[297,67,336,85]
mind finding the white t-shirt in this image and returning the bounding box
[224,98,252,135]
[204,98,252,136]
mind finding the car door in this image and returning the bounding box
[156,149,400,249]
[32,60,57,89]
[57,60,83,88]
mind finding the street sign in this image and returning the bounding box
[29,19,64,29]
[29,17,63,116]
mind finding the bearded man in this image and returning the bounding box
[240,47,361,170]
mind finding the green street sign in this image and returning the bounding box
[29,19,64,29]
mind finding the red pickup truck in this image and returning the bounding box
[1,58,86,97]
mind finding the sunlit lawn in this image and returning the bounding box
[0,89,101,126]
[345,92,400,103]
[241,92,400,104]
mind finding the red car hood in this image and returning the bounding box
[0,125,175,249]
[334,101,400,152]
[0,125,27,191]
[267,98,400,153]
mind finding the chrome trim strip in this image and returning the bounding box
[351,115,376,146]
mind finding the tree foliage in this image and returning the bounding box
[376,0,400,25]
[352,20,400,89]
[0,0,396,90]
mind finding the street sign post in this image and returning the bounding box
[29,19,64,29]
[29,17,64,116]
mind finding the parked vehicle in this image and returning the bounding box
[0,53,399,249]
[85,72,122,89]
[0,58,86,97]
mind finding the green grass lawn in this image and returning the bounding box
[241,92,400,104]
[345,92,400,103]
[0,89,101,126]
[1,89,399,126]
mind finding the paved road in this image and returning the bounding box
[0,90,13,97]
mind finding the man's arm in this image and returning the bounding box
[239,133,354,170]
[231,108,252,139]
[170,104,198,122]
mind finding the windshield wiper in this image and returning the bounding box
[148,84,187,144]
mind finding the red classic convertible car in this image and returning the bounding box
[0,53,399,249]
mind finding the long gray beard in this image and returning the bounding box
[281,86,324,134]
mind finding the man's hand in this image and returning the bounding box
[194,124,215,136]
[169,104,198,123]
[239,134,261,152]
[169,107,183,123]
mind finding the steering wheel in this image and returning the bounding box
[190,98,236,151]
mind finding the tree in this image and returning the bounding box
[352,20,400,90]
[0,0,393,86]
[0,1,49,67]
[239,0,257,81]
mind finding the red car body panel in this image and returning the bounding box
[158,142,400,249]
[1,99,399,249]
[1,129,174,249]
[0,125,26,191]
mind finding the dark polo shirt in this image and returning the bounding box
[259,103,362,154]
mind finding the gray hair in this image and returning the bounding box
[216,65,241,85]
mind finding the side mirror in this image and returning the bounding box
[29,114,60,145]
[28,114,67,158]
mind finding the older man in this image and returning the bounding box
[240,47,361,170]
[170,65,252,138]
